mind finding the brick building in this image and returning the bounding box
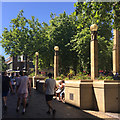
[5,55,34,73]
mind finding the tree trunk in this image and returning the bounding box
[25,54,27,72]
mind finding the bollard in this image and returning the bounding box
[33,76,35,89]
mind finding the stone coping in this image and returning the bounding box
[58,79,120,82]
[28,76,45,79]
[65,79,93,81]
[94,80,120,82]
[65,79,120,83]
[64,79,120,88]
[65,80,93,84]
[65,80,93,87]
[93,80,120,85]
[38,80,45,83]
[33,78,120,85]
[92,80,120,89]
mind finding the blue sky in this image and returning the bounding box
[0,1,76,58]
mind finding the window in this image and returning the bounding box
[17,56,21,62]
[69,93,74,100]
[9,63,13,69]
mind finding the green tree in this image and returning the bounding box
[1,2,118,75]
[1,10,29,56]
[1,10,48,71]
[75,2,120,29]
[47,12,79,74]
[68,2,114,73]
[0,56,7,71]
[1,10,30,70]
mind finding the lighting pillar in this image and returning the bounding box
[113,29,120,75]
[54,46,59,80]
[35,52,39,76]
[90,24,98,80]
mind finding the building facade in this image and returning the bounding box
[5,55,34,73]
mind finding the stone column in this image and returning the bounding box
[113,29,120,75]
[90,24,98,80]
[54,46,59,80]
[119,31,120,74]
[35,52,39,76]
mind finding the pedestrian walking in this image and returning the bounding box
[10,73,16,93]
[24,72,31,106]
[45,73,56,115]
[16,71,31,114]
[2,71,14,110]
[15,72,20,84]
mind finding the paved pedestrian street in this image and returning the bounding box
[2,88,119,119]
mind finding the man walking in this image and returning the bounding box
[45,73,56,115]
[16,71,31,114]
[2,71,13,110]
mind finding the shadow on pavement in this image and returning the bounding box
[2,88,113,120]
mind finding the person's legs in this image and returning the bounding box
[2,92,8,109]
[23,97,27,108]
[22,93,28,114]
[46,100,51,113]
[46,100,56,115]
[2,96,8,111]
[55,93,57,99]
[45,95,56,115]
[46,95,51,113]
[12,85,15,93]
[58,93,61,100]
[3,96,7,107]
[47,101,53,111]
[60,92,65,103]
[56,90,61,100]
[22,98,27,113]
[16,97,21,111]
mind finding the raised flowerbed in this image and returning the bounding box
[93,80,120,112]
[34,74,120,113]
[65,80,93,109]
[64,79,120,112]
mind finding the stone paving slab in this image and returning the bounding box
[2,88,117,119]
[84,110,120,120]
[105,112,120,120]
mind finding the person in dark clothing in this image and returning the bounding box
[2,71,13,109]
[10,73,16,93]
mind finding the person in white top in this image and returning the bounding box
[45,73,56,115]
[16,71,31,114]
[56,80,65,102]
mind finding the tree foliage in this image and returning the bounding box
[75,2,120,30]
[68,2,116,72]
[1,1,120,75]
[0,56,7,71]
[47,12,79,74]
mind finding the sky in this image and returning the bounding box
[0,1,76,58]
